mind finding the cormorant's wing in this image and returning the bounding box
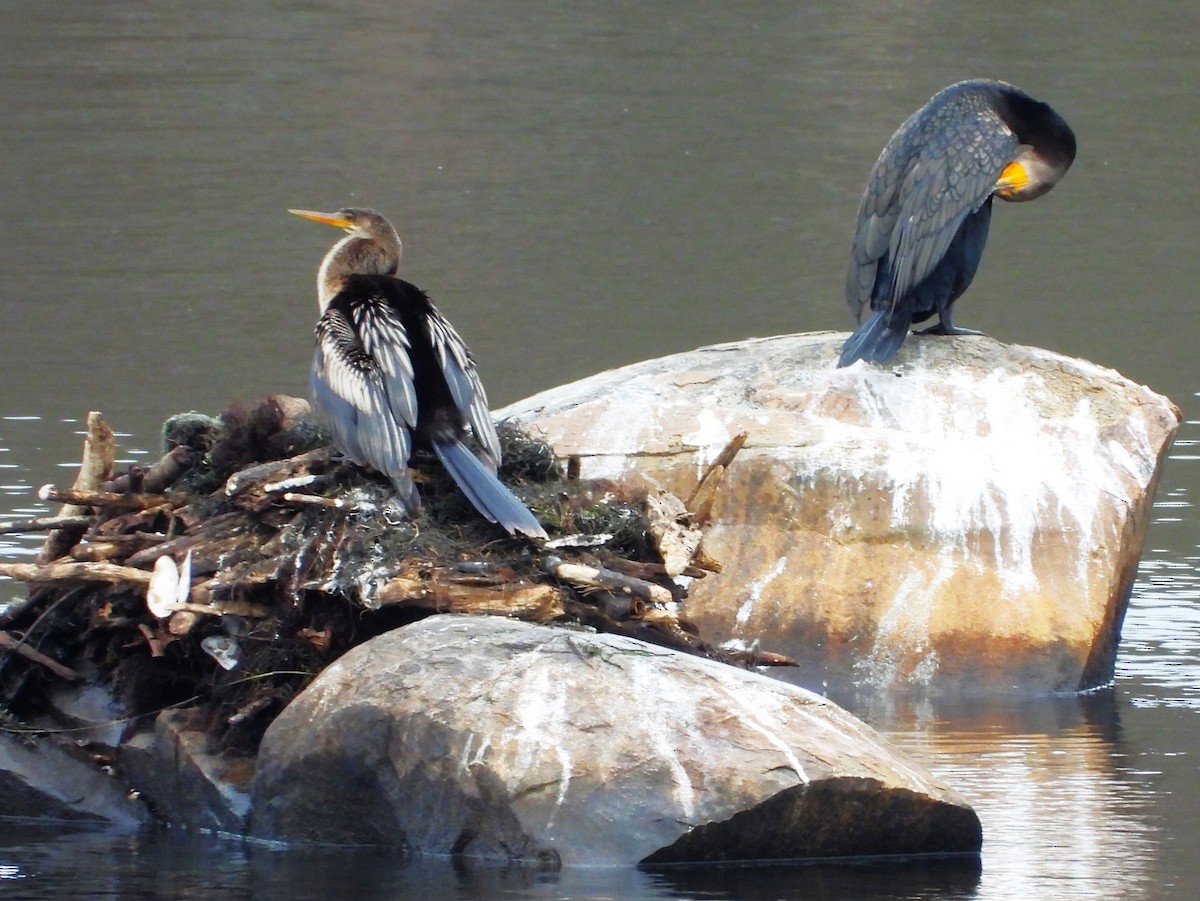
[311,304,416,500]
[847,102,1020,318]
[846,120,912,321]
[425,306,502,470]
[884,107,1019,311]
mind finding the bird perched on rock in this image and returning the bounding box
[838,79,1076,367]
[290,207,547,539]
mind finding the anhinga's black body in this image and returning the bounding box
[839,79,1077,367]
[291,207,547,539]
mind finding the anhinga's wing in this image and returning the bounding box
[311,301,418,497]
[425,306,502,470]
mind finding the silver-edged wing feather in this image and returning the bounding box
[350,298,418,430]
[425,306,502,470]
[311,304,417,504]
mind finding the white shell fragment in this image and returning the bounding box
[201,635,240,671]
[146,556,180,619]
[145,551,194,619]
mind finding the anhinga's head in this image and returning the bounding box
[290,207,403,308]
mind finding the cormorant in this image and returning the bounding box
[290,207,547,539]
[838,79,1076,367]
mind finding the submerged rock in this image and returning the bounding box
[498,333,1181,694]
[249,615,980,864]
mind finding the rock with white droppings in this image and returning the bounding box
[498,333,1181,694]
[248,615,979,864]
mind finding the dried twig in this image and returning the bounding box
[39,412,115,563]
[377,568,566,621]
[0,514,96,535]
[545,555,673,606]
[0,561,153,587]
[0,631,81,681]
[280,492,371,512]
[685,430,748,527]
[602,556,709,581]
[223,449,330,498]
[38,485,169,512]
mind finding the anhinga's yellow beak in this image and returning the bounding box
[288,208,353,229]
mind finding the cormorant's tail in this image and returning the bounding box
[837,308,911,367]
[433,439,548,540]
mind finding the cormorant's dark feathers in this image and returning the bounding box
[839,79,1075,367]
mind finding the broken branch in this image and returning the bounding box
[685,430,748,526]
[38,485,169,511]
[0,514,96,535]
[545,555,673,606]
[0,631,81,681]
[0,561,153,588]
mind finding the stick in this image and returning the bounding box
[685,430,748,526]
[0,514,96,535]
[377,575,566,621]
[223,449,331,497]
[0,561,153,587]
[39,412,115,563]
[102,446,199,495]
[545,556,674,606]
[0,631,81,681]
[601,557,709,580]
[38,485,169,511]
[69,536,162,563]
[281,492,369,512]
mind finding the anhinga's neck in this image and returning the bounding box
[316,230,403,310]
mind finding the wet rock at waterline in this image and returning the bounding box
[498,333,1181,694]
[0,730,147,828]
[249,615,980,863]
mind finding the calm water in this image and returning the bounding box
[2,1,1199,897]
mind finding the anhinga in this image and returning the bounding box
[290,207,547,540]
[838,79,1077,367]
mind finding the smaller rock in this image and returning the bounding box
[249,615,980,865]
[119,709,252,835]
[0,730,146,828]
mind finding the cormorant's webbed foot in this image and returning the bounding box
[916,309,985,337]
[914,323,985,336]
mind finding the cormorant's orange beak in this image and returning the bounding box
[994,161,1029,198]
[288,208,353,229]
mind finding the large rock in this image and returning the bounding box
[498,333,1180,694]
[249,614,980,864]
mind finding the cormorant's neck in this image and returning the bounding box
[316,232,403,310]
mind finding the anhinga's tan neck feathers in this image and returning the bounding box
[317,232,403,309]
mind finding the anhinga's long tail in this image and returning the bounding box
[432,439,547,540]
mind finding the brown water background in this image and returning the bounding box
[2,2,1199,897]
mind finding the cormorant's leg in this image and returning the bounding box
[914,305,984,336]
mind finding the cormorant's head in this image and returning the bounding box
[993,92,1077,203]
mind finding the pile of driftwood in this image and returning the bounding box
[0,396,791,752]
